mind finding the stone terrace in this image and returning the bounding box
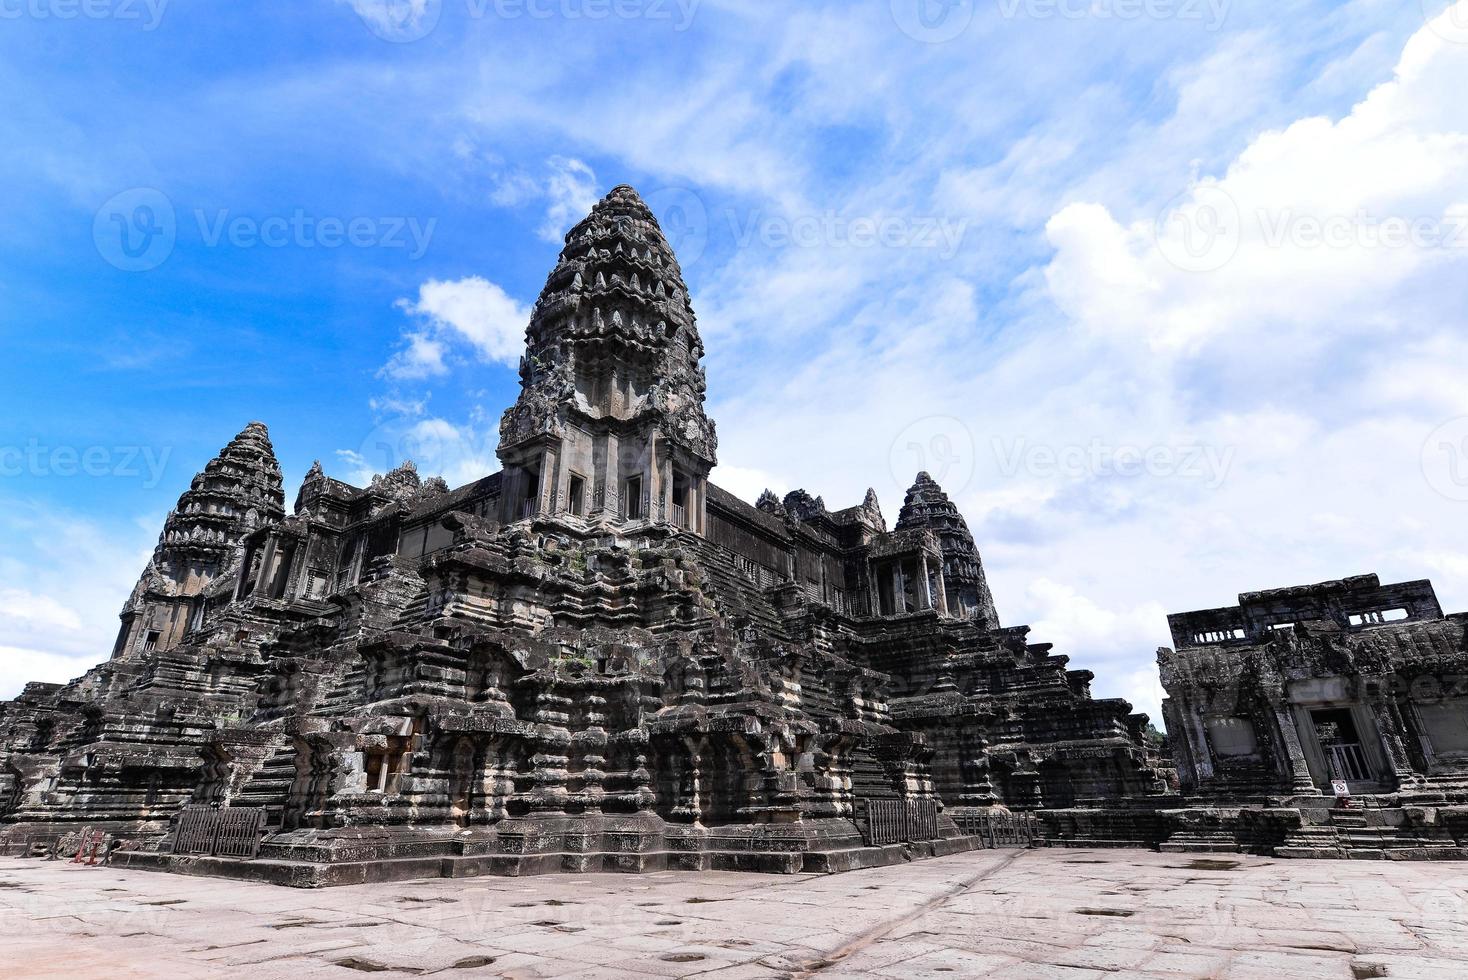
[4,849,1468,978]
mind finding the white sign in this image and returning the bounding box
[1331,780,1350,797]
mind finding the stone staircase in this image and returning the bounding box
[232,745,298,831]
[682,536,789,638]
[1277,803,1467,860]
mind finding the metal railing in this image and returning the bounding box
[951,810,1039,848]
[174,805,267,859]
[856,799,941,846]
[1326,743,1371,782]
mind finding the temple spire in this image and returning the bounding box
[895,471,999,629]
[497,184,716,531]
[113,422,285,659]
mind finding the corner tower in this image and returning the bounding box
[498,184,717,532]
[895,471,1000,629]
[113,422,285,659]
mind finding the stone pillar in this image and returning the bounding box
[1271,704,1319,795]
[1176,701,1214,783]
[254,536,278,595]
[1364,683,1423,789]
[598,431,620,517]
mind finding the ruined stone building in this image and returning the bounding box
[1152,574,1468,857]
[0,186,1165,884]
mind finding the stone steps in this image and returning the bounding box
[233,746,298,829]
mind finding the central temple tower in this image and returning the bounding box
[497,185,717,533]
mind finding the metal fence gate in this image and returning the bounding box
[856,799,942,846]
[174,805,267,858]
[950,810,1039,848]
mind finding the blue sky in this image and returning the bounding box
[4,0,1468,718]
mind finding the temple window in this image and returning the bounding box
[519,467,540,519]
[267,543,295,599]
[624,474,644,519]
[1348,608,1409,627]
[364,737,411,794]
[1205,717,1258,758]
[305,567,328,598]
[336,538,358,589]
[1418,701,1468,756]
[142,630,161,653]
[671,471,690,528]
[875,558,928,615]
[568,474,586,516]
[1193,629,1245,644]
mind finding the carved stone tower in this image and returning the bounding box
[112,422,285,659]
[498,184,717,532]
[895,471,1000,629]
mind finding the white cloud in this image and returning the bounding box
[0,501,154,699]
[385,276,531,379]
[1024,578,1172,720]
[380,330,449,381]
[335,417,499,489]
[0,588,84,633]
[539,156,599,244]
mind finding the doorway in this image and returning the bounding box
[1309,708,1371,781]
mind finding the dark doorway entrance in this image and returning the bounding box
[1310,708,1371,781]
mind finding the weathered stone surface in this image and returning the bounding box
[0,186,1164,882]
[6,849,1468,979]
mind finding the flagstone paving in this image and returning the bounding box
[3,849,1468,978]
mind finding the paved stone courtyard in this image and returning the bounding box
[3,849,1468,978]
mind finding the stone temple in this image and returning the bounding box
[0,186,1168,884]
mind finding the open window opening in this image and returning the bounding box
[518,466,540,520]
[568,473,585,517]
[671,470,690,528]
[624,474,644,520]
